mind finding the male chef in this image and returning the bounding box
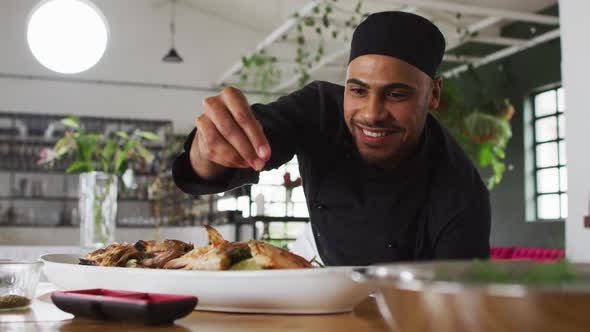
[173,11,491,265]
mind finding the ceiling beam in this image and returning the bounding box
[470,36,527,46]
[443,54,481,63]
[274,60,344,71]
[214,0,320,86]
[443,28,560,78]
[445,17,502,51]
[376,0,559,25]
[271,47,350,93]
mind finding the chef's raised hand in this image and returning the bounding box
[190,86,271,180]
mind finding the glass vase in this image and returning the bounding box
[78,172,117,249]
[285,188,293,217]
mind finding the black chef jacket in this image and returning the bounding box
[173,81,491,266]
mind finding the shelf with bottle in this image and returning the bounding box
[0,111,173,173]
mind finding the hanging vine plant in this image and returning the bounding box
[229,0,367,93]
[433,79,514,189]
[291,0,367,88]
[228,2,515,190]
[237,49,281,99]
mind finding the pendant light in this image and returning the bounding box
[163,0,183,63]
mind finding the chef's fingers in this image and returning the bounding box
[220,86,271,161]
[196,115,249,168]
[203,96,263,170]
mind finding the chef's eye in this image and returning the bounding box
[350,87,366,95]
[387,91,409,99]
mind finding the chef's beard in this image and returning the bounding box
[352,111,427,170]
[354,132,409,170]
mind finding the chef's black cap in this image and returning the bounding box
[349,11,446,79]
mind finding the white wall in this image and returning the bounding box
[0,77,209,134]
[559,0,590,262]
[0,0,266,134]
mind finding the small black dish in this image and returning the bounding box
[51,289,198,325]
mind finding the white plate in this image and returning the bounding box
[40,254,373,314]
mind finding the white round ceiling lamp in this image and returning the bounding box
[27,0,109,74]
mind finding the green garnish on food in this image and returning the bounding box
[436,260,579,285]
[229,247,253,265]
[126,259,138,268]
[229,258,264,270]
[309,256,325,268]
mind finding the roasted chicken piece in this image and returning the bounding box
[164,226,312,270]
[204,225,229,246]
[80,239,193,268]
[133,239,194,268]
[248,240,313,269]
[81,225,312,270]
[79,243,141,267]
[165,242,250,270]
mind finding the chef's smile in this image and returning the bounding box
[354,122,404,147]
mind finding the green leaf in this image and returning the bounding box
[355,1,362,13]
[297,36,305,45]
[61,116,80,130]
[102,138,116,171]
[53,135,75,156]
[116,131,129,140]
[241,55,250,67]
[114,150,126,174]
[494,146,506,159]
[85,133,103,142]
[114,139,136,174]
[138,131,160,141]
[304,16,315,26]
[486,177,496,190]
[492,161,506,182]
[66,161,94,173]
[477,143,492,167]
[134,142,154,163]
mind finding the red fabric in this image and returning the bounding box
[490,247,565,261]
[490,246,515,260]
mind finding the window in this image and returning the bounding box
[215,157,309,246]
[530,87,566,220]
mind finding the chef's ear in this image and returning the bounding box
[429,76,443,110]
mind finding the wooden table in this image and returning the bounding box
[0,284,390,332]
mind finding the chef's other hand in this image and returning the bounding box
[190,86,271,180]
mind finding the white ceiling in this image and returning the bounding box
[0,0,558,91]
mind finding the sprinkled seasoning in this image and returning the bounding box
[0,294,31,309]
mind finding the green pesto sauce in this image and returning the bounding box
[436,260,579,285]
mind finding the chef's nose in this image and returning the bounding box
[361,94,388,124]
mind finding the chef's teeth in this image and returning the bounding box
[362,129,389,137]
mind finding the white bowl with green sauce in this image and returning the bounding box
[353,260,590,332]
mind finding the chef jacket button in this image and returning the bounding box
[315,203,326,210]
[387,244,392,248]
